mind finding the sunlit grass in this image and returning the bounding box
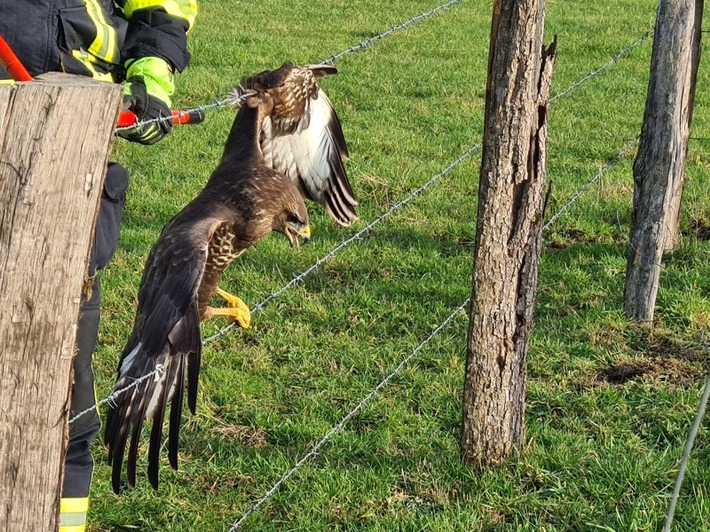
[89,0,710,529]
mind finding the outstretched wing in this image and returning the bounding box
[104,212,226,493]
[260,66,358,226]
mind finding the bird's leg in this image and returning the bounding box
[203,287,251,328]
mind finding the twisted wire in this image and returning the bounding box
[116,1,463,133]
[321,0,462,65]
[227,299,470,531]
[227,133,638,528]
[74,29,653,427]
[550,30,652,103]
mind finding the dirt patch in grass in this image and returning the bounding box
[212,423,269,449]
[595,350,707,386]
[690,217,710,241]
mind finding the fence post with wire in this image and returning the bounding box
[0,72,122,531]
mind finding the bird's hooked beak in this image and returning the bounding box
[284,224,311,249]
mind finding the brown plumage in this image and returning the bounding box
[104,65,312,494]
[251,62,358,226]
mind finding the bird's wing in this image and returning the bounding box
[261,87,358,226]
[104,212,226,493]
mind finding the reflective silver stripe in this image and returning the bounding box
[59,511,87,527]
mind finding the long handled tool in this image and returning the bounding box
[0,33,204,127]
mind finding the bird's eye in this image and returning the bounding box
[286,211,301,224]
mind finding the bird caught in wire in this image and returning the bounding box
[104,61,356,493]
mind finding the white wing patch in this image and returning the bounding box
[262,88,357,226]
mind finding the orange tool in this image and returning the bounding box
[0,33,204,128]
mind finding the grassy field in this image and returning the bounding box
[88,0,710,529]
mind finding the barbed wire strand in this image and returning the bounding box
[664,369,710,531]
[202,142,482,344]
[72,28,653,427]
[68,365,165,425]
[227,298,471,531]
[321,0,462,65]
[542,138,638,231]
[227,135,636,529]
[115,0,462,133]
[550,30,652,103]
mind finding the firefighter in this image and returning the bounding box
[0,1,197,530]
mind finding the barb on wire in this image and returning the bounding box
[321,0,462,65]
[227,134,641,528]
[68,364,165,425]
[550,30,652,103]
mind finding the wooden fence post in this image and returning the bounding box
[623,0,703,322]
[460,0,555,467]
[0,73,121,531]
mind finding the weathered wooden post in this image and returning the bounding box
[460,0,555,466]
[624,0,703,322]
[0,73,121,531]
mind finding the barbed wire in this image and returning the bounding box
[542,138,638,231]
[115,0,463,133]
[68,365,165,425]
[72,28,654,428]
[550,30,652,103]
[320,0,462,65]
[227,298,471,531]
[202,142,482,344]
[114,96,237,133]
[227,134,638,529]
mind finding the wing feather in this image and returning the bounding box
[262,87,357,226]
[104,211,226,493]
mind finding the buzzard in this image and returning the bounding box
[103,63,347,493]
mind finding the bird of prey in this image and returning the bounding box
[103,63,329,493]
[253,62,358,226]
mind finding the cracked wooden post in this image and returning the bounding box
[0,72,121,531]
[623,0,703,322]
[460,0,556,466]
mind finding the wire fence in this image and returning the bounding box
[70,28,654,428]
[115,0,462,134]
[226,138,640,530]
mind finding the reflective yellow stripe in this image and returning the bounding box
[82,0,118,63]
[71,50,115,82]
[124,0,198,28]
[60,496,88,531]
[60,498,89,514]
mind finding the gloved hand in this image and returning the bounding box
[119,57,175,145]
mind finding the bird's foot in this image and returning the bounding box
[204,287,251,328]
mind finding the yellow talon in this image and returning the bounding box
[203,287,251,328]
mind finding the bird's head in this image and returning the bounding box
[274,196,310,249]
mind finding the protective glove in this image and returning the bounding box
[119,57,175,145]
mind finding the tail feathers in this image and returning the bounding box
[105,304,202,493]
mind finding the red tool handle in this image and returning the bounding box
[0,34,33,82]
[117,108,205,128]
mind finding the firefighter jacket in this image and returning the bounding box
[0,0,197,82]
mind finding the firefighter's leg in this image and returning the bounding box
[60,163,129,532]
[61,289,100,532]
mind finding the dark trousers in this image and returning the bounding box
[62,162,129,498]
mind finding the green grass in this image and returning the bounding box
[88,0,710,529]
